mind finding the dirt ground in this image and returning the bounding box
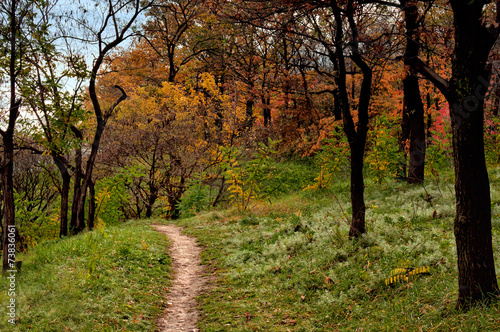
[152,224,208,332]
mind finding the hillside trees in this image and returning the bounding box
[232,0,377,236]
[0,0,499,311]
[99,64,247,218]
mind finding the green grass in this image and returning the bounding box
[0,219,172,332]
[3,159,500,331]
[175,172,500,331]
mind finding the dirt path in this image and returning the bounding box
[152,224,207,332]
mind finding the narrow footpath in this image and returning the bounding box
[152,224,207,332]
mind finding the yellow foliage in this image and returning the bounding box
[385,266,431,286]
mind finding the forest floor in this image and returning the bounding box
[152,225,208,332]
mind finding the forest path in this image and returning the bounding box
[152,224,207,332]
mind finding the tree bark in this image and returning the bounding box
[330,1,372,238]
[70,127,85,233]
[411,0,499,308]
[2,134,17,269]
[146,184,158,218]
[349,140,366,237]
[448,0,499,307]
[53,157,71,237]
[401,0,426,184]
[404,74,426,183]
[87,178,96,230]
[1,0,22,269]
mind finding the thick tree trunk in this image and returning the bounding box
[411,1,499,306]
[449,0,499,308]
[451,92,498,307]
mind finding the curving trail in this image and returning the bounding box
[152,224,207,332]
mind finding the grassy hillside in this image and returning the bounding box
[176,167,500,331]
[3,160,500,331]
[0,220,172,332]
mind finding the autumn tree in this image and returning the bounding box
[142,0,213,83]
[100,72,246,218]
[224,0,382,236]
[410,0,500,308]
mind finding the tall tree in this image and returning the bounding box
[22,17,87,237]
[65,0,153,233]
[0,0,40,269]
[332,1,373,237]
[410,0,500,308]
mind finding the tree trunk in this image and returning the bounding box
[146,184,158,218]
[167,176,186,220]
[73,86,127,232]
[74,119,105,231]
[245,99,254,128]
[349,140,366,237]
[411,0,500,308]
[167,193,183,220]
[333,91,342,121]
[70,136,85,234]
[404,74,426,183]
[87,178,96,230]
[451,91,498,307]
[402,0,426,184]
[330,1,372,238]
[2,0,22,270]
[450,0,499,308]
[54,158,70,237]
[2,136,16,270]
[212,175,226,207]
